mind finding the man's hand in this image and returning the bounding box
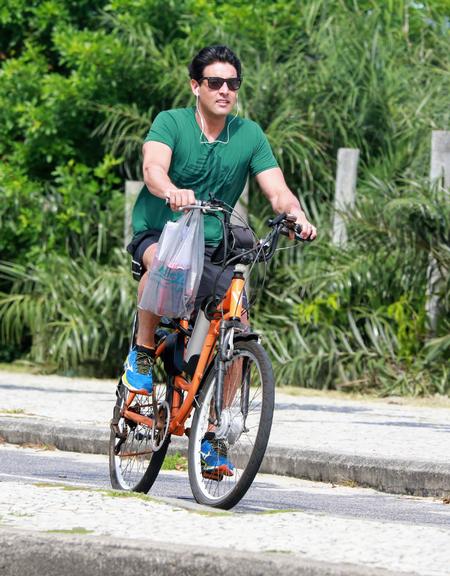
[165,188,196,212]
[289,211,317,241]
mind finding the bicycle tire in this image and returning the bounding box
[109,377,171,493]
[188,340,274,509]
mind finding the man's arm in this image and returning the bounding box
[142,141,195,211]
[255,167,317,240]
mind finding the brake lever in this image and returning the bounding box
[280,223,314,242]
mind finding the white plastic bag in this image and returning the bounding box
[139,210,205,318]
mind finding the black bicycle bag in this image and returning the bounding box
[210,224,256,266]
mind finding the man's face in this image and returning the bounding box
[191,61,239,118]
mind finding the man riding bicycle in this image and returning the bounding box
[123,44,317,476]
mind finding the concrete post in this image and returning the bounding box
[332,148,360,246]
[124,181,143,248]
[231,178,249,225]
[430,131,450,188]
[426,131,450,333]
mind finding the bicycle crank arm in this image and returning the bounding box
[122,408,154,429]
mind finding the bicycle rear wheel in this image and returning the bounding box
[188,340,274,509]
[109,377,171,493]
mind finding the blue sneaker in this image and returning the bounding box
[122,347,153,394]
[201,437,235,480]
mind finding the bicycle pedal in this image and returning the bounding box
[110,419,127,440]
[201,470,224,482]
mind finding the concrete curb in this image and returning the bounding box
[1,416,449,498]
[0,415,185,456]
[263,447,450,497]
[0,528,417,576]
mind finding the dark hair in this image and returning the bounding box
[188,45,241,80]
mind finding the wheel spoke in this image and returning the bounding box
[188,341,274,509]
[109,375,172,493]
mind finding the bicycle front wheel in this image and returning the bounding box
[109,378,171,493]
[188,339,275,509]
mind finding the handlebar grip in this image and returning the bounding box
[280,223,314,242]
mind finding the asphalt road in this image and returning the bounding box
[1,444,449,526]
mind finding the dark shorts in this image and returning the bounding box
[128,230,241,313]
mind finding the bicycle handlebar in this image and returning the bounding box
[176,199,226,213]
[168,198,312,265]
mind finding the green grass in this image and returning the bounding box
[46,527,93,535]
[33,482,158,503]
[0,363,34,373]
[100,489,158,503]
[31,481,233,515]
[256,509,298,515]
[0,362,54,375]
[21,442,56,450]
[335,479,360,489]
[34,482,68,488]
[162,452,188,471]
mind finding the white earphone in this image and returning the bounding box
[195,91,239,145]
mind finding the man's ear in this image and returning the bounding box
[191,79,200,96]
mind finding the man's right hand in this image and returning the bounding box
[165,188,196,211]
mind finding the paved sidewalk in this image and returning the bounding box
[2,474,449,576]
[0,370,449,496]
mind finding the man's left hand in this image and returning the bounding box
[289,212,317,241]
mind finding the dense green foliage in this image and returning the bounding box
[0,0,449,390]
[254,178,449,395]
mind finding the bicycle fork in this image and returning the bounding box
[214,323,236,426]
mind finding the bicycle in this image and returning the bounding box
[109,199,308,509]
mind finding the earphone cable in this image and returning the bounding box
[196,93,239,145]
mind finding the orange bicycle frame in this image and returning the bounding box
[122,269,246,436]
[166,270,245,435]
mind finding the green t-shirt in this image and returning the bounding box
[131,107,278,245]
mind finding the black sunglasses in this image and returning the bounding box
[199,76,242,91]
